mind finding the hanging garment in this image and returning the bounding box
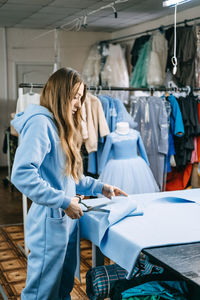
[82,44,101,86]
[87,94,137,175]
[166,164,193,191]
[147,31,168,86]
[131,96,169,190]
[197,102,200,161]
[166,26,197,87]
[99,129,159,194]
[16,92,40,113]
[101,44,130,103]
[174,95,200,167]
[195,25,200,87]
[130,34,151,69]
[84,93,110,153]
[130,39,152,88]
[165,94,185,173]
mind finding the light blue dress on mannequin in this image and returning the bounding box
[99,129,159,194]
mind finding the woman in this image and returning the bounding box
[11,67,127,300]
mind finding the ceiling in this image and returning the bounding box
[0,0,199,32]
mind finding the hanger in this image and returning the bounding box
[158,25,165,34]
[98,85,102,95]
[184,19,190,27]
[29,83,34,95]
[149,87,155,96]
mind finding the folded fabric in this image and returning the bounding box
[121,281,188,300]
[123,296,160,300]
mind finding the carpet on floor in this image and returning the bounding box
[0,224,96,300]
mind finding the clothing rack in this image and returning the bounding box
[19,83,44,89]
[99,16,200,44]
[18,83,200,93]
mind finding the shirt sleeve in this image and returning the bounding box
[76,176,104,196]
[11,116,71,209]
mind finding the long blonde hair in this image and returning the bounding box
[40,67,87,183]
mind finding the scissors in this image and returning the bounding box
[78,197,110,213]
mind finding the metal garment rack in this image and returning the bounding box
[99,16,200,44]
[19,82,200,92]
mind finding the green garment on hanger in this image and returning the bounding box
[130,38,152,88]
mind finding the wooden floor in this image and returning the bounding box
[0,167,92,300]
[0,167,23,226]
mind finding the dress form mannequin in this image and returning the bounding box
[99,126,159,194]
[115,122,129,135]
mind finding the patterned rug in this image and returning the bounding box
[0,224,96,300]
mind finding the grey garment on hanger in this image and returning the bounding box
[130,96,169,190]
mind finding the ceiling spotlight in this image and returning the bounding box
[163,0,192,7]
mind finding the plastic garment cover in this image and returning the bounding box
[147,31,168,87]
[130,39,152,88]
[101,44,130,103]
[82,45,101,86]
[130,35,151,68]
[130,96,169,190]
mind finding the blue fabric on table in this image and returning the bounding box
[80,189,200,279]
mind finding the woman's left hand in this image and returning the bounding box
[102,184,128,199]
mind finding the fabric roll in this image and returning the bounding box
[86,264,127,300]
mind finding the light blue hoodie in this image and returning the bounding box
[11,104,104,209]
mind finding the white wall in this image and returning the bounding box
[0,28,111,166]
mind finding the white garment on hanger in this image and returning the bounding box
[16,93,40,113]
[101,44,129,103]
[147,31,168,86]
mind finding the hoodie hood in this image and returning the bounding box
[11,104,54,134]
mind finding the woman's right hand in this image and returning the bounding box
[64,197,83,219]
